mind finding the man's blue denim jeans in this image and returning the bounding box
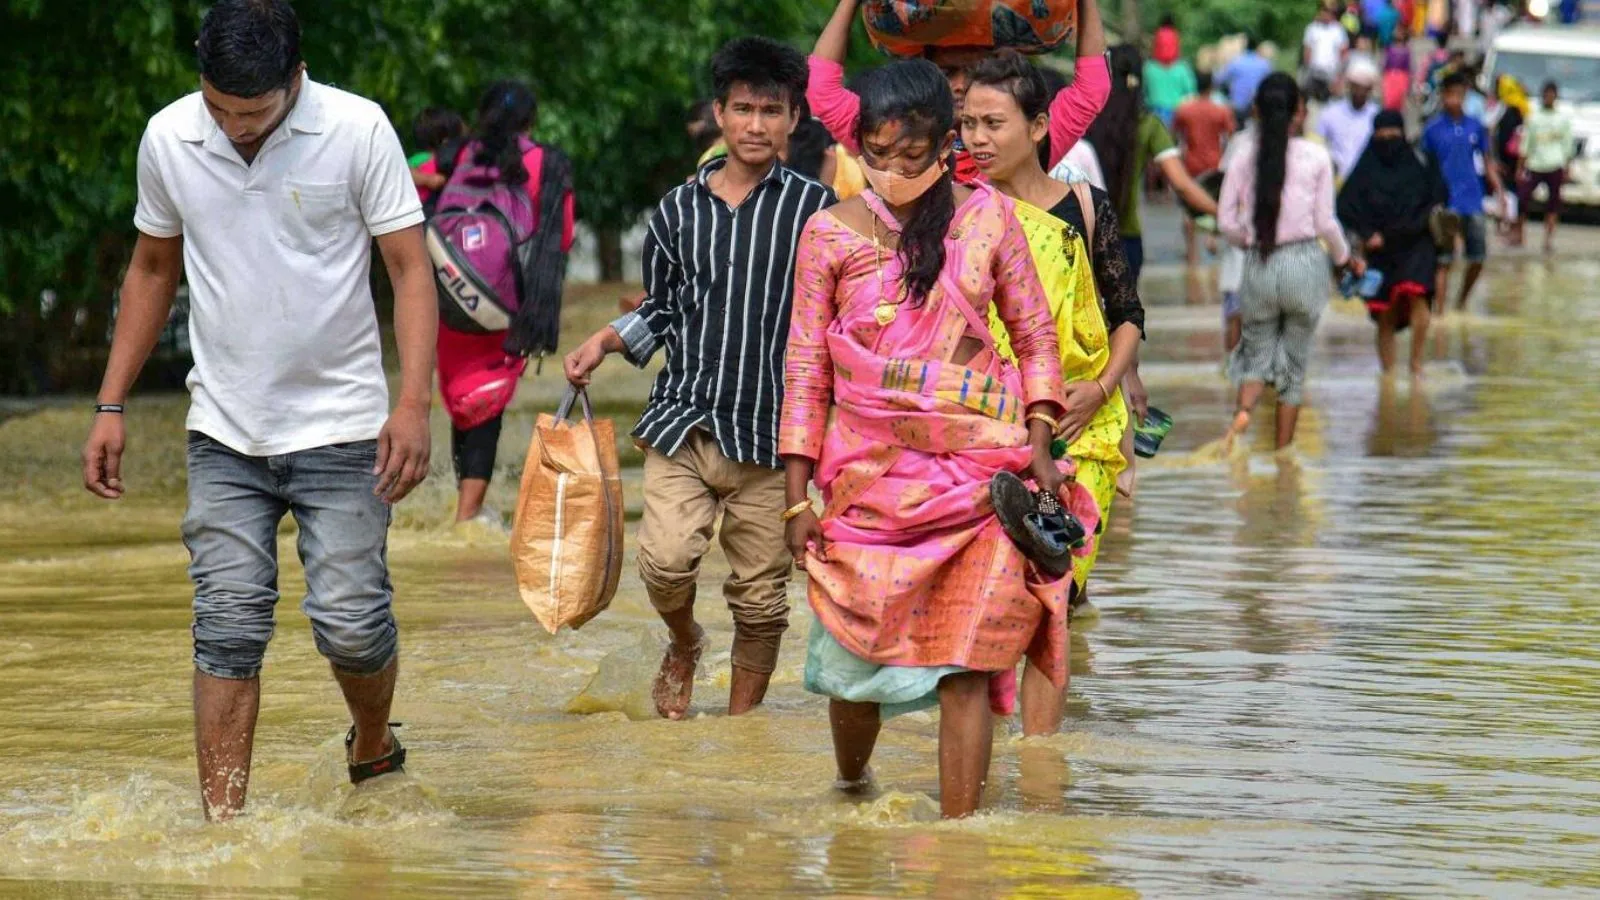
[183,432,397,680]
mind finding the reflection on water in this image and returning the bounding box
[4,258,1600,896]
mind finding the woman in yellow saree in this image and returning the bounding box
[780,60,1098,818]
[961,51,1147,734]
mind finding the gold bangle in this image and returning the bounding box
[1026,411,1061,433]
[1095,379,1111,402]
[780,500,815,523]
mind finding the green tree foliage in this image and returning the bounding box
[1117,0,1307,62]
[0,0,855,394]
[1,0,1296,394]
[1,0,205,392]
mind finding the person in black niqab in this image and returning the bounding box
[1337,110,1449,377]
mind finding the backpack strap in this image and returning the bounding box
[436,137,469,182]
[504,143,574,360]
[1072,181,1096,264]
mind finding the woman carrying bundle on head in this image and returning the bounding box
[781,58,1098,819]
[806,0,1111,187]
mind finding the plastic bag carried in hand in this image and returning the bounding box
[862,0,1079,57]
[510,387,624,634]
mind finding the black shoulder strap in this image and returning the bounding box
[503,144,575,360]
[437,137,468,182]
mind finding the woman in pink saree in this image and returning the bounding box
[779,60,1097,819]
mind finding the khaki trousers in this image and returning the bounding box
[637,430,791,674]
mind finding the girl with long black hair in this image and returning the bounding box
[1085,44,1217,286]
[781,59,1095,818]
[434,80,575,525]
[1218,73,1360,450]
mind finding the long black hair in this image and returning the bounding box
[413,107,465,153]
[855,59,956,307]
[1252,72,1300,257]
[473,80,537,185]
[967,50,1054,171]
[1086,45,1145,212]
[1036,64,1071,170]
[787,118,833,181]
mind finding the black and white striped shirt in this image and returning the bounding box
[613,158,835,469]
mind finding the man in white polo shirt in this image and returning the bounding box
[80,0,436,820]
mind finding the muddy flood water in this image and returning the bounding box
[4,253,1600,898]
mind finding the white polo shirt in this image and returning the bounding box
[134,75,424,457]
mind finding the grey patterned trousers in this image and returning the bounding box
[1227,240,1333,407]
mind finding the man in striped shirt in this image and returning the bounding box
[565,37,835,719]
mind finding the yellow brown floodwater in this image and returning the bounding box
[4,259,1600,898]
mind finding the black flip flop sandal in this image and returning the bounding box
[346,722,406,785]
[991,472,1085,579]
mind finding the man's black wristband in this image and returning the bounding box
[94,404,125,415]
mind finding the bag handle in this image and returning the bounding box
[554,384,596,423]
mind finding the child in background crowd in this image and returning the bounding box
[410,107,466,206]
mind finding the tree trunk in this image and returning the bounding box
[1120,0,1142,44]
[598,227,625,283]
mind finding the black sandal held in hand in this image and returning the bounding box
[990,472,1087,579]
[346,722,406,785]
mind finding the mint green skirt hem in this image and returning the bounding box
[802,624,973,720]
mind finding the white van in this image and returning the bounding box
[1485,26,1600,206]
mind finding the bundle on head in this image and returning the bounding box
[1252,72,1301,257]
[474,80,537,185]
[862,0,1080,58]
[855,58,956,307]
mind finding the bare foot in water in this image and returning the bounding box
[652,626,706,720]
[1221,409,1251,452]
[835,766,877,798]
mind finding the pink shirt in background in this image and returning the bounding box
[1218,137,1351,265]
[806,54,1110,170]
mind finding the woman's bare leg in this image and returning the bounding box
[1225,381,1265,449]
[1376,307,1399,374]
[829,699,881,788]
[455,478,490,522]
[1020,657,1066,737]
[1409,295,1432,377]
[937,671,994,818]
[1275,403,1302,450]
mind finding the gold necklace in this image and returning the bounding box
[871,216,902,326]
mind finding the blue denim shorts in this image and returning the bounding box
[182,432,396,680]
[1439,213,1488,265]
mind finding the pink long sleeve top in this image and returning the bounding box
[1218,137,1351,265]
[807,54,1110,170]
